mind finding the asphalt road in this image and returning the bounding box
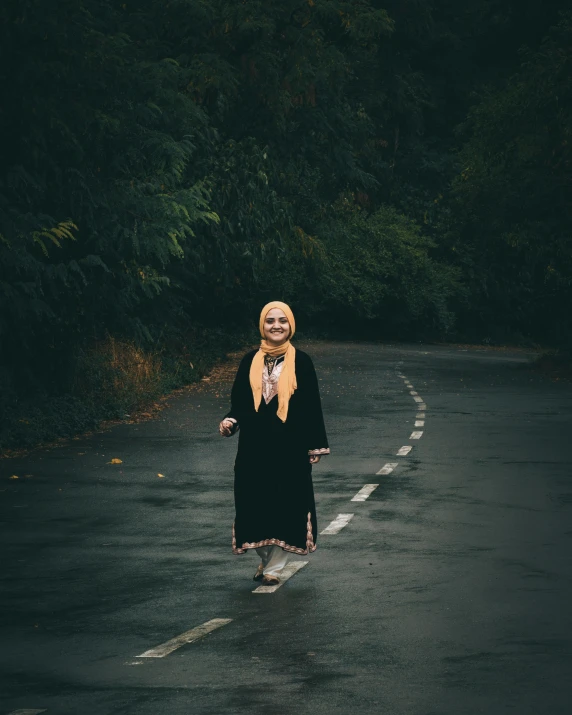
[1,340,571,715]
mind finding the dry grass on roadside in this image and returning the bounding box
[74,337,164,409]
[1,339,252,459]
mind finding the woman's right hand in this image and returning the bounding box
[219,418,235,437]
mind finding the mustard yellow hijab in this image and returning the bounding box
[249,301,297,422]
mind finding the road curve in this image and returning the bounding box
[1,340,571,715]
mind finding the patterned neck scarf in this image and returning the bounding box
[249,301,297,422]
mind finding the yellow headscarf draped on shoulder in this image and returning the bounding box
[249,301,297,423]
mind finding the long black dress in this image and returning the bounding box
[226,348,329,555]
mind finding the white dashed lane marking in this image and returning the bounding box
[11,364,428,710]
[376,462,399,475]
[351,484,379,502]
[321,513,354,535]
[253,560,309,593]
[136,618,232,658]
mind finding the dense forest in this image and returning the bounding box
[1,0,571,450]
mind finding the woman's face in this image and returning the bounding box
[263,308,290,346]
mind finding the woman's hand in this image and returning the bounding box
[309,455,321,464]
[219,418,235,437]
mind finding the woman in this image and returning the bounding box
[219,301,329,586]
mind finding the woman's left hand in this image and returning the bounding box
[309,455,321,464]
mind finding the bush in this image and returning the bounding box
[286,202,462,339]
[0,328,251,454]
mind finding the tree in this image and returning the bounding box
[442,11,572,344]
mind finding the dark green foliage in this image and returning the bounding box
[314,204,460,338]
[443,11,572,346]
[0,0,570,450]
[268,202,459,337]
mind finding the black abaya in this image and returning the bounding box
[225,348,329,555]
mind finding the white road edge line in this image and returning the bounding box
[351,484,379,502]
[415,420,425,427]
[418,403,427,410]
[321,513,354,535]
[409,390,418,395]
[8,711,47,715]
[413,396,423,402]
[397,446,412,456]
[416,412,425,418]
[376,462,399,475]
[136,618,232,658]
[410,431,423,439]
[253,560,309,593]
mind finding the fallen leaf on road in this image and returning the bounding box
[157,473,165,478]
[108,458,123,464]
[10,475,19,479]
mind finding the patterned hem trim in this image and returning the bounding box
[232,512,317,556]
[308,447,330,455]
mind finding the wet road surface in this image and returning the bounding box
[1,341,571,715]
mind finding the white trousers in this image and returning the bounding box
[256,545,289,577]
